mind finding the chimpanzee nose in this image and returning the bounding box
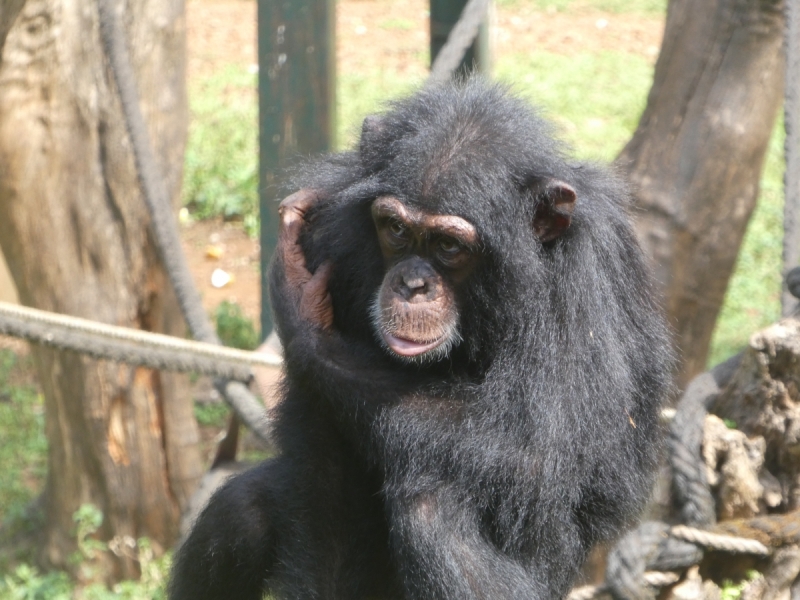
[403,275,427,293]
[394,257,437,301]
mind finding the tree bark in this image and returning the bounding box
[0,0,202,579]
[617,0,785,388]
[0,1,24,52]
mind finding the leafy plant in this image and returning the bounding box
[183,67,259,237]
[720,570,762,599]
[1,564,72,600]
[0,350,46,526]
[214,300,260,351]
[68,504,106,583]
[0,505,171,600]
[193,401,229,428]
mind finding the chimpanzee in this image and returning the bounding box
[169,79,673,600]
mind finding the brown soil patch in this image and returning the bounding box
[187,0,257,79]
[187,0,664,82]
[180,218,262,325]
[494,8,663,59]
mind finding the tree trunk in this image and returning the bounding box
[617,0,785,388]
[0,0,202,580]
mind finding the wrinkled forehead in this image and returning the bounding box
[379,156,527,237]
[372,195,479,245]
[364,107,564,243]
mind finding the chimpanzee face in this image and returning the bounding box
[369,196,479,364]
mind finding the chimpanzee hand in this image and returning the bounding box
[272,190,410,404]
[274,190,334,334]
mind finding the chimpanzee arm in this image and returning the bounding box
[168,461,284,600]
[387,486,561,600]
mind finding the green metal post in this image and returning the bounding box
[430,0,490,76]
[258,0,335,338]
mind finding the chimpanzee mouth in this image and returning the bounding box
[381,333,446,357]
[370,292,462,363]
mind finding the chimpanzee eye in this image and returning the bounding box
[382,219,410,250]
[389,220,406,237]
[437,238,467,266]
[438,238,461,255]
[386,219,408,247]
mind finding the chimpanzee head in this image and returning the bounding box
[357,85,578,365]
[366,182,575,364]
[296,80,597,370]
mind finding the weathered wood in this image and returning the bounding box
[0,250,18,304]
[681,319,800,592]
[0,0,201,578]
[713,319,800,513]
[617,0,785,387]
[0,0,25,52]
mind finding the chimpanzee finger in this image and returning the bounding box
[278,188,319,221]
[299,261,334,331]
[278,190,320,291]
[279,215,310,293]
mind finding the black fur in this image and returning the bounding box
[170,79,673,600]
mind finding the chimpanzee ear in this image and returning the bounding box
[532,180,577,243]
[360,115,386,164]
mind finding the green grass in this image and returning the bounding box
[378,17,416,31]
[183,67,259,237]
[193,401,230,428]
[338,71,426,149]
[215,300,260,351]
[496,51,654,161]
[0,351,46,527]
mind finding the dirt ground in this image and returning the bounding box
[183,0,664,326]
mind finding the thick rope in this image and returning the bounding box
[428,0,491,82]
[668,355,741,527]
[604,521,703,600]
[582,521,773,600]
[670,525,771,556]
[97,0,217,345]
[0,301,280,380]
